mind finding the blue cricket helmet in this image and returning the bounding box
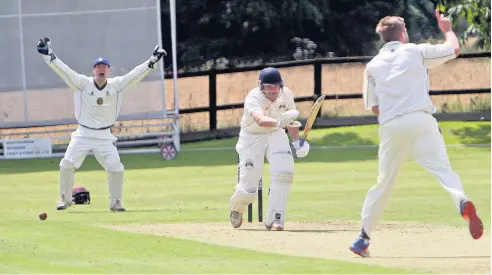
[259,67,283,87]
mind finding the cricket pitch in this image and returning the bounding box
[107,220,490,274]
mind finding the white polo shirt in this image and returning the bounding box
[240,87,296,134]
[363,41,456,125]
[42,55,154,140]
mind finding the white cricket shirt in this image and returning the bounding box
[363,41,456,124]
[43,55,154,140]
[240,87,296,134]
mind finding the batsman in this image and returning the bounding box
[36,37,166,211]
[229,67,310,231]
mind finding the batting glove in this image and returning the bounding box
[288,121,302,128]
[276,109,299,128]
[37,37,57,61]
[148,45,167,68]
[292,139,310,158]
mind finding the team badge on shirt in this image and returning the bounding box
[97,97,103,105]
[245,159,254,170]
[277,102,287,111]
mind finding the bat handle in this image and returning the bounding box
[299,139,305,147]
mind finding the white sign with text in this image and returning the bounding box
[3,138,52,159]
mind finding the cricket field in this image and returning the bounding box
[0,121,489,274]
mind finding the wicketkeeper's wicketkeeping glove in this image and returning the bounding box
[148,45,167,68]
[292,139,310,158]
[37,37,56,61]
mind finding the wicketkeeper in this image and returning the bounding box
[229,67,310,230]
[37,37,166,211]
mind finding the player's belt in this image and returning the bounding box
[79,124,113,130]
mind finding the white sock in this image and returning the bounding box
[59,159,75,203]
[108,171,124,206]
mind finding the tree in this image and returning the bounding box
[436,0,491,50]
[161,0,485,73]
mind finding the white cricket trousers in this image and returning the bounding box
[236,129,294,193]
[64,136,120,169]
[361,111,468,237]
[232,129,295,225]
[58,127,125,208]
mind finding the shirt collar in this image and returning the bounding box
[380,41,403,53]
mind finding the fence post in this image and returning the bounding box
[209,72,217,130]
[314,61,323,117]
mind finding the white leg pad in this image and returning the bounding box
[266,147,294,226]
[229,186,257,214]
[59,158,75,203]
[108,162,124,206]
[266,172,293,226]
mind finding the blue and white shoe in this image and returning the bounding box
[349,230,370,257]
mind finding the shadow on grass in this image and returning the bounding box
[283,228,361,233]
[315,131,377,147]
[66,209,176,214]
[370,255,490,259]
[450,124,491,145]
[239,228,360,233]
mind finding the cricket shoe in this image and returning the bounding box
[230,211,242,228]
[110,200,126,212]
[265,220,284,231]
[460,200,483,240]
[349,230,370,257]
[56,200,73,211]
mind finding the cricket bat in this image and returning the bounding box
[299,95,326,146]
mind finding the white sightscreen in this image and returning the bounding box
[0,0,167,128]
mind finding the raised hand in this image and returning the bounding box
[37,37,52,55]
[148,45,167,68]
[435,9,452,33]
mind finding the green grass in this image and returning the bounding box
[0,121,489,273]
[0,222,407,274]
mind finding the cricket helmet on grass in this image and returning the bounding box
[72,186,91,204]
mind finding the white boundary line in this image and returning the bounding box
[0,6,156,19]
[180,143,490,152]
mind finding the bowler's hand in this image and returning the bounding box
[292,139,310,158]
[435,9,452,33]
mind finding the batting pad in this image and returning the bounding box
[265,147,294,226]
[230,187,257,213]
[108,162,124,206]
[59,159,75,203]
[266,179,292,226]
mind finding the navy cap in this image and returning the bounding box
[93,57,110,68]
[259,67,282,85]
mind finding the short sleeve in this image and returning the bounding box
[244,92,263,115]
[283,87,297,110]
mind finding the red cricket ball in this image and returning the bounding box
[39,212,47,220]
